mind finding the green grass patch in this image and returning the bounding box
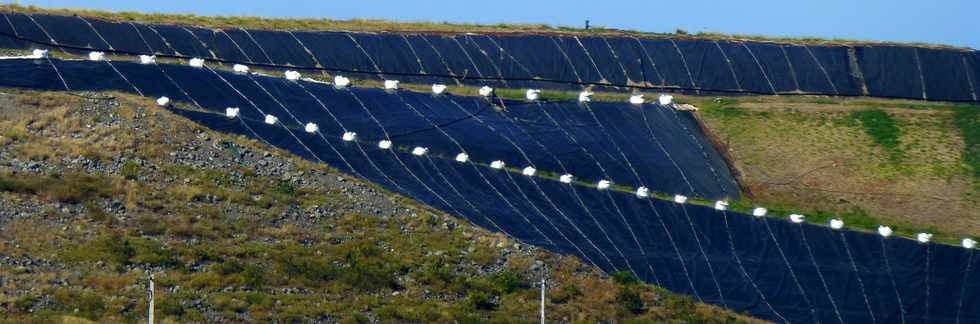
[952,106,980,184]
[850,109,903,160]
[0,172,118,203]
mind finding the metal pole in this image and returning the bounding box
[148,273,155,324]
[540,278,545,324]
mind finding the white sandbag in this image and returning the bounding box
[233,64,250,73]
[963,238,977,249]
[139,55,156,64]
[752,208,767,217]
[378,140,392,149]
[675,103,699,111]
[156,96,170,107]
[342,131,357,142]
[526,89,541,101]
[334,75,351,88]
[225,107,240,118]
[673,194,688,204]
[522,166,537,176]
[578,91,593,102]
[714,200,728,211]
[596,180,611,190]
[830,219,844,230]
[412,147,428,156]
[629,94,644,104]
[877,225,893,237]
[432,84,447,95]
[478,86,494,97]
[304,123,319,133]
[31,49,48,58]
[88,51,105,61]
[635,186,649,198]
[284,70,301,81]
[384,79,400,90]
[490,160,506,169]
[917,233,932,243]
[789,214,806,223]
[189,57,205,68]
[264,114,278,125]
[559,174,573,184]
[659,94,673,105]
[455,153,469,163]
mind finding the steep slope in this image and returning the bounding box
[0,88,759,322]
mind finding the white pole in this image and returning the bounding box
[148,273,155,324]
[540,278,545,324]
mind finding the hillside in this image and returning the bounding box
[0,88,760,322]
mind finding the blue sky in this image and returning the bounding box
[8,0,979,49]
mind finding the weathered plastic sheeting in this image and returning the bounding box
[129,23,177,56]
[2,13,60,51]
[807,45,865,96]
[28,14,104,50]
[352,33,432,85]
[4,12,980,101]
[464,34,534,85]
[675,39,741,92]
[244,29,318,67]
[970,53,980,101]
[576,36,630,86]
[148,24,212,59]
[856,46,926,99]
[918,48,976,101]
[782,45,838,94]
[216,28,272,64]
[717,40,776,94]
[490,34,581,90]
[602,36,658,86]
[291,31,378,74]
[87,19,156,54]
[184,29,251,63]
[0,58,736,199]
[743,42,799,92]
[2,58,979,323]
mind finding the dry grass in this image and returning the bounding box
[696,96,980,242]
[0,4,968,50]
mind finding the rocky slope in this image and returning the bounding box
[0,88,760,323]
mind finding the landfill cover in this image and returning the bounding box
[0,57,977,323]
[0,12,978,102]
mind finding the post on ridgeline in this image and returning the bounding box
[147,272,155,324]
[585,20,590,30]
[540,278,546,324]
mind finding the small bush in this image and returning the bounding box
[490,271,526,294]
[468,291,496,310]
[616,287,645,315]
[612,271,640,285]
[120,160,140,180]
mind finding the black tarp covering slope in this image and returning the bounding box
[1,11,979,102]
[1,58,978,324]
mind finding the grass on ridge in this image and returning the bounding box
[0,4,969,50]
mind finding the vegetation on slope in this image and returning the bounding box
[695,95,980,243]
[0,4,969,50]
[0,88,760,323]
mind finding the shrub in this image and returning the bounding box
[616,288,644,315]
[490,271,526,294]
[612,271,639,285]
[120,160,140,180]
[468,291,496,310]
